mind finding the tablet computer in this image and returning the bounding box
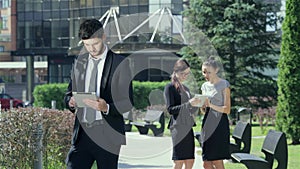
[194,94,209,107]
[72,92,97,108]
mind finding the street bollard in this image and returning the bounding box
[10,99,13,109]
[51,100,56,109]
[33,123,43,169]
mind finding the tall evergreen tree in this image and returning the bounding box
[277,0,300,144]
[183,0,281,109]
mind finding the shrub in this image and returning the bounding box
[0,107,74,168]
[132,81,169,109]
[33,81,170,110]
[33,83,68,110]
[277,0,300,144]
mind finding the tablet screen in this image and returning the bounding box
[194,94,209,107]
[72,92,97,107]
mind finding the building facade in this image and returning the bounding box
[0,0,12,62]
[12,0,184,84]
[1,0,47,85]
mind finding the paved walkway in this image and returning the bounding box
[118,132,203,169]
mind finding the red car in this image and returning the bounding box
[0,93,24,110]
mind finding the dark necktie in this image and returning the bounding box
[86,59,101,124]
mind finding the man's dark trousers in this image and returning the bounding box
[66,125,120,169]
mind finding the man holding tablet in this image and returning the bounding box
[64,19,133,169]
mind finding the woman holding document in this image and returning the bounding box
[164,59,201,169]
[200,56,231,169]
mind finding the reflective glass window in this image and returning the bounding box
[120,0,128,5]
[120,6,128,15]
[52,10,60,18]
[129,0,138,5]
[87,0,93,7]
[25,2,33,11]
[60,20,69,38]
[25,12,33,21]
[61,10,69,19]
[43,11,51,20]
[129,6,138,14]
[32,22,43,47]
[140,0,148,5]
[51,20,61,47]
[111,0,119,6]
[80,0,86,7]
[17,21,25,40]
[72,9,80,18]
[42,1,51,10]
[71,0,80,8]
[42,21,51,47]
[139,5,148,13]
[94,8,103,18]
[94,1,101,7]
[60,1,69,9]
[17,2,25,11]
[17,12,25,21]
[34,12,42,20]
[87,8,94,17]
[103,0,110,6]
[52,1,60,9]
[33,1,42,11]
[80,9,87,17]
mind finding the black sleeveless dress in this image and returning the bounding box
[201,79,231,161]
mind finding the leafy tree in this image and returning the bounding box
[277,0,300,144]
[182,0,281,109]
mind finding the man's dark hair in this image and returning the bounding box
[78,19,104,40]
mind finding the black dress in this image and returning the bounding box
[201,79,231,161]
[201,108,230,160]
[164,83,198,160]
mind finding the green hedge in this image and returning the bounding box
[33,83,68,110]
[33,81,169,110]
[132,81,169,109]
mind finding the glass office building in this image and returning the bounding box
[13,0,184,83]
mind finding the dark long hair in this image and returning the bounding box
[171,59,190,93]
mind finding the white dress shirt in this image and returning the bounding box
[82,45,109,122]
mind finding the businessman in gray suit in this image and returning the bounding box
[64,19,133,169]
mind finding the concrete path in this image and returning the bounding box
[118,132,203,169]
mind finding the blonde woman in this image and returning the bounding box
[201,56,231,169]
